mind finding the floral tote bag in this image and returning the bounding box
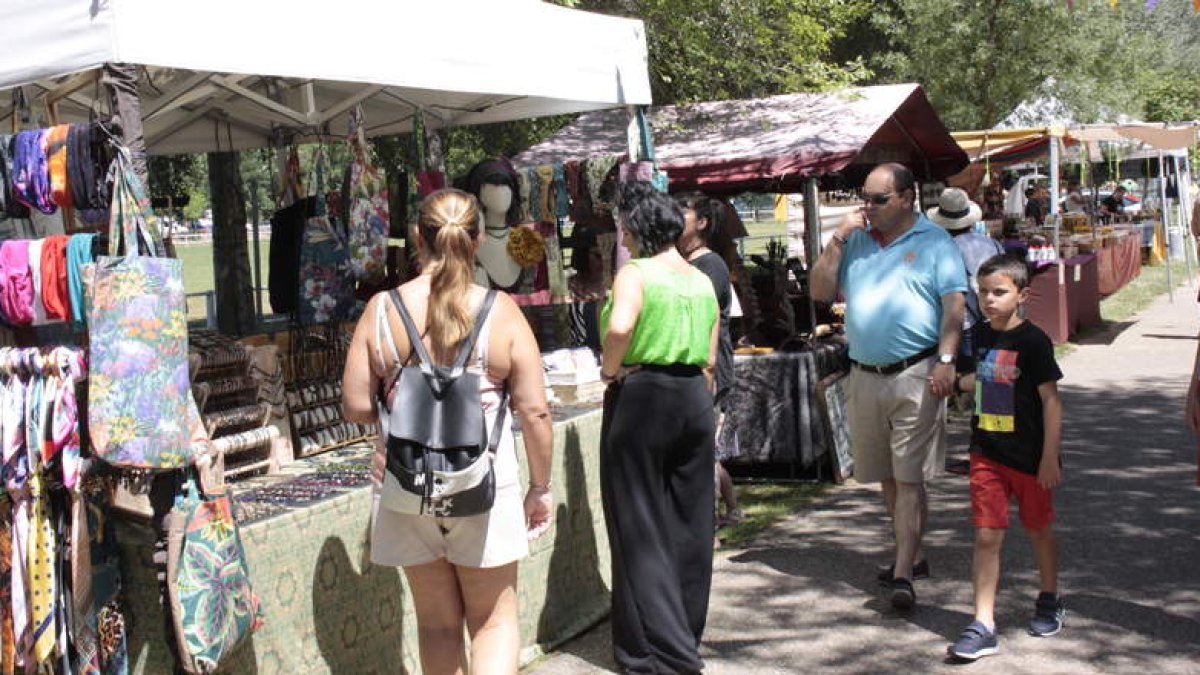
[88,148,204,469]
[167,475,264,674]
[298,147,353,324]
[345,106,389,284]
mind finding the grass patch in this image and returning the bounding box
[717,482,828,549]
[174,238,271,320]
[1099,260,1191,323]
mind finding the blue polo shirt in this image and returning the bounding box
[837,214,967,366]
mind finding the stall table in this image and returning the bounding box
[722,340,849,473]
[117,405,610,674]
[1025,254,1102,345]
[1097,230,1143,296]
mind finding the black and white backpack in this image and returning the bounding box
[375,289,507,517]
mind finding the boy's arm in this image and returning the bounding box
[1037,380,1063,489]
[955,372,975,393]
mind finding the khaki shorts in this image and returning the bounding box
[846,357,946,484]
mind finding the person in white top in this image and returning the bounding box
[343,189,554,675]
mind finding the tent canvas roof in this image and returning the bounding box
[514,83,968,194]
[0,0,651,155]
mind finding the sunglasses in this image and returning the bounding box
[861,192,896,205]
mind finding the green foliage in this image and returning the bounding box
[576,0,875,103]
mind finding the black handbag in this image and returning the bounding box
[377,289,507,517]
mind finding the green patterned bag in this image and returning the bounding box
[167,475,264,674]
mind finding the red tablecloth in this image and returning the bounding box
[1097,232,1142,296]
[1025,254,1101,344]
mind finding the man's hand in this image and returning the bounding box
[1036,455,1062,490]
[927,362,956,399]
[838,208,868,238]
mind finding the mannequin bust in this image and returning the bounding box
[475,183,523,288]
[462,159,525,290]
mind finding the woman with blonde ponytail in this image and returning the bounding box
[343,188,554,674]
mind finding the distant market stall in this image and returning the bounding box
[518,83,969,478]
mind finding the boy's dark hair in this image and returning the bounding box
[1025,187,1036,199]
[978,253,1029,290]
[673,191,721,243]
[618,181,684,255]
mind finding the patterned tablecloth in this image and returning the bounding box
[722,341,849,469]
[117,405,609,674]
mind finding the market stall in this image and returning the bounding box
[516,83,969,478]
[0,1,652,673]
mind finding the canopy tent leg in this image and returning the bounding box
[1175,154,1194,289]
[803,176,821,343]
[1160,151,1173,302]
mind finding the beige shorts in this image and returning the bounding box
[846,357,946,484]
[369,485,529,569]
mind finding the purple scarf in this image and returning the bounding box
[12,130,56,215]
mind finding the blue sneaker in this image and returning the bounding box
[949,620,999,660]
[1029,592,1065,637]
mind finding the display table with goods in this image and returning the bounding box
[722,339,850,477]
[114,404,609,675]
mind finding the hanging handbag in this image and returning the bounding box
[344,106,389,284]
[166,468,264,674]
[377,289,507,517]
[88,147,205,469]
[297,146,353,325]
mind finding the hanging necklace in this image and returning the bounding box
[485,226,508,240]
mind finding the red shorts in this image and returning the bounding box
[969,454,1055,531]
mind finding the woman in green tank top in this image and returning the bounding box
[598,182,719,673]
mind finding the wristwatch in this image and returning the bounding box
[937,353,956,365]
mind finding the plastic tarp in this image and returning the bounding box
[514,83,969,194]
[0,0,651,155]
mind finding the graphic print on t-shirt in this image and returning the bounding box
[975,348,1021,433]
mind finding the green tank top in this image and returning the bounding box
[600,258,718,367]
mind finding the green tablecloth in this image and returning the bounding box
[117,406,610,674]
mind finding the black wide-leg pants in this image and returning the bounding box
[600,368,716,674]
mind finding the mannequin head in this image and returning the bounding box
[462,158,522,226]
[479,183,514,220]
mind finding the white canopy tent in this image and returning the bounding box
[0,0,652,154]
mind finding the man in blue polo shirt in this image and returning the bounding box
[811,163,967,611]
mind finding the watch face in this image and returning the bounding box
[938,354,954,364]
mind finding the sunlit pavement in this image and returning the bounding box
[530,285,1200,674]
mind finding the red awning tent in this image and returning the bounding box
[514,83,968,195]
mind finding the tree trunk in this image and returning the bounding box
[207,151,256,334]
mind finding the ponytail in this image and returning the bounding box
[417,189,481,364]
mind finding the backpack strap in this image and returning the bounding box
[451,290,499,375]
[487,389,509,455]
[387,289,499,380]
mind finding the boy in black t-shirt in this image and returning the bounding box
[948,254,1064,661]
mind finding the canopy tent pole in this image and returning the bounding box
[102,63,147,186]
[1182,151,1199,284]
[1160,151,1174,302]
[1175,153,1194,288]
[1048,136,1061,216]
[803,176,821,343]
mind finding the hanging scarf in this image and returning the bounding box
[0,241,34,327]
[0,497,13,675]
[554,163,569,221]
[25,240,45,326]
[45,125,72,210]
[11,130,55,215]
[0,135,30,220]
[39,236,70,322]
[66,234,97,327]
[67,123,111,214]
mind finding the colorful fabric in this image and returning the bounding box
[169,480,264,673]
[0,241,33,327]
[0,500,13,675]
[88,150,196,470]
[39,236,70,321]
[45,125,73,209]
[67,234,96,326]
[344,151,389,284]
[297,215,352,325]
[26,471,55,667]
[26,240,45,326]
[11,130,55,215]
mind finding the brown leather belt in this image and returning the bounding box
[850,346,938,376]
